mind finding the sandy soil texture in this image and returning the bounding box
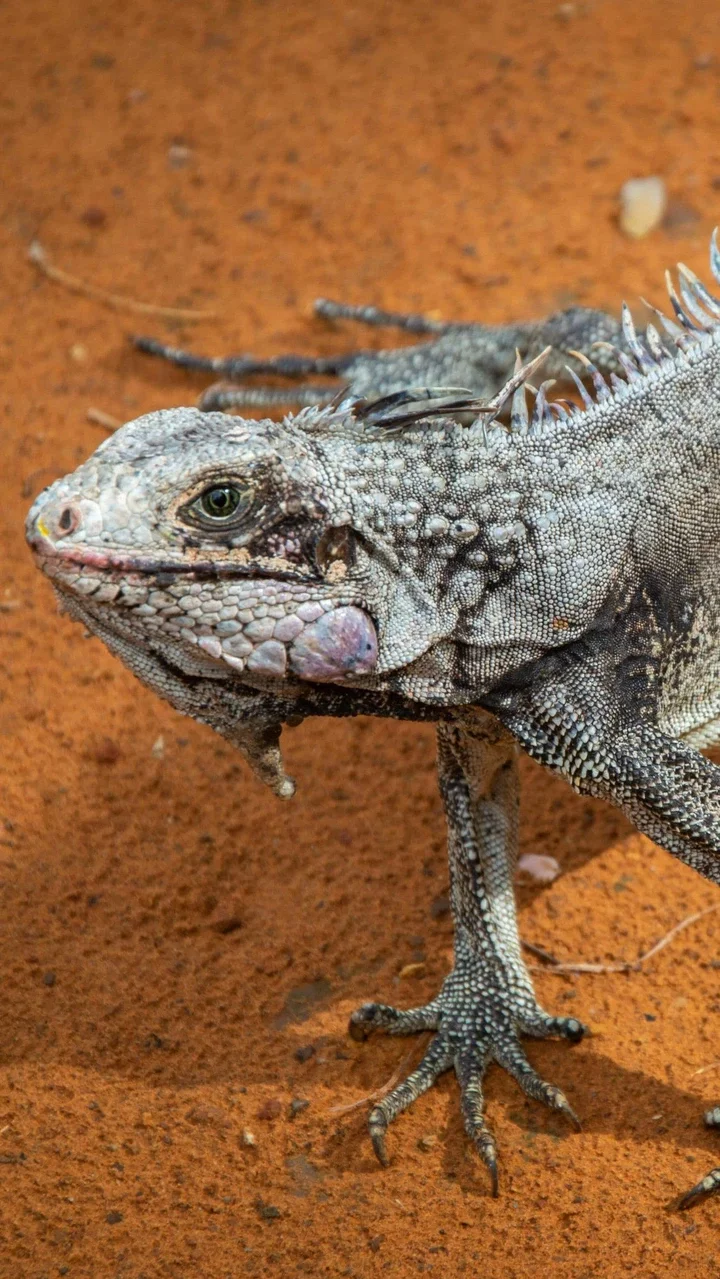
[3,1,720,1275]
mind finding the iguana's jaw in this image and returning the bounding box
[28,507,378,685]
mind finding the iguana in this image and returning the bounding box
[26,238,720,1209]
[133,296,624,412]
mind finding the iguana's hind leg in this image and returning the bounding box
[490,657,720,1210]
[348,711,586,1194]
[133,304,627,412]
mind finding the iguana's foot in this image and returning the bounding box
[677,1107,720,1209]
[349,949,586,1195]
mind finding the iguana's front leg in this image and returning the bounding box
[349,710,585,1193]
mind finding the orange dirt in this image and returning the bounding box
[2,1,720,1274]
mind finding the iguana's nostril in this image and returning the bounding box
[34,500,82,543]
[56,504,81,537]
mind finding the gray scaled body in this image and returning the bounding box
[27,238,720,1208]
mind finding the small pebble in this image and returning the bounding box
[42,971,56,987]
[256,1098,282,1121]
[294,1043,315,1063]
[418,1133,438,1152]
[184,1104,231,1129]
[151,735,165,759]
[288,1098,310,1119]
[168,143,192,169]
[254,1197,281,1221]
[240,1129,256,1147]
[516,853,561,884]
[105,1210,123,1224]
[619,176,667,239]
[94,737,120,765]
[80,206,107,228]
[398,962,426,979]
[69,343,89,363]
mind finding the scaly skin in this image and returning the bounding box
[26,237,720,1205]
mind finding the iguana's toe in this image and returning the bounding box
[524,1012,587,1044]
[367,1036,453,1166]
[456,1044,499,1194]
[676,1107,720,1209]
[348,999,439,1040]
[492,1039,583,1132]
[677,1169,720,1210]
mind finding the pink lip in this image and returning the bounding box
[32,542,117,570]
[29,541,313,582]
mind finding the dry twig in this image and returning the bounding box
[28,241,217,321]
[327,1033,432,1117]
[87,407,122,432]
[526,902,720,975]
[522,939,561,966]
[690,1060,720,1078]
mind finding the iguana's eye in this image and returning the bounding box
[188,483,253,527]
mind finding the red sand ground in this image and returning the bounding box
[2,1,720,1274]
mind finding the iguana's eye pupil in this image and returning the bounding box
[200,486,242,519]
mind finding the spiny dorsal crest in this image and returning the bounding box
[293,230,720,444]
[476,229,720,437]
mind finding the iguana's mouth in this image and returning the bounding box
[29,540,315,584]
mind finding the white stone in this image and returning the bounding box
[619,176,666,239]
[516,853,560,884]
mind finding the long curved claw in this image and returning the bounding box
[677,1169,720,1211]
[368,1107,390,1167]
[365,1037,453,1167]
[481,1142,500,1199]
[546,1086,583,1133]
[469,1121,500,1198]
[493,1041,582,1132]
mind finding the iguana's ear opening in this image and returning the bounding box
[353,532,460,674]
[314,526,354,577]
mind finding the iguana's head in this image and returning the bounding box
[26,406,385,692]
